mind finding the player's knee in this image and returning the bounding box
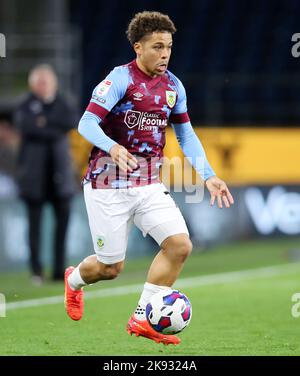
[162,235,193,262]
[99,262,124,280]
[104,266,119,280]
[176,238,193,261]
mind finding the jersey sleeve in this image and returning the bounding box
[169,75,190,124]
[86,66,129,121]
[171,122,216,181]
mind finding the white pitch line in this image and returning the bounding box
[5,263,300,311]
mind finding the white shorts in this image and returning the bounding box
[83,182,189,264]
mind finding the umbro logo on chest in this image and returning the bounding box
[133,92,144,101]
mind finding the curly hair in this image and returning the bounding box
[126,11,176,45]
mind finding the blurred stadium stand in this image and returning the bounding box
[0,0,81,112]
[1,0,300,124]
[69,0,300,125]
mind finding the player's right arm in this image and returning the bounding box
[78,67,137,172]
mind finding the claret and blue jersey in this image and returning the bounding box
[80,59,215,188]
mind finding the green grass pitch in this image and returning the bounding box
[1,237,300,355]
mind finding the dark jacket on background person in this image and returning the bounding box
[14,93,77,202]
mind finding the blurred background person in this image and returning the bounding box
[0,116,20,197]
[14,64,78,284]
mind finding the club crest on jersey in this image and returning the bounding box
[166,90,176,108]
[96,80,112,97]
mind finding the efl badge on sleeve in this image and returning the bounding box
[97,80,112,97]
[166,91,176,108]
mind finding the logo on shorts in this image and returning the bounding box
[97,236,105,249]
[166,91,176,108]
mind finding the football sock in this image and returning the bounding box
[67,264,87,290]
[134,282,170,320]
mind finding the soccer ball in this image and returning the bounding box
[146,289,192,334]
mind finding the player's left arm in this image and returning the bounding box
[169,78,234,209]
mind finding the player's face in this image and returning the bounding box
[134,32,173,77]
